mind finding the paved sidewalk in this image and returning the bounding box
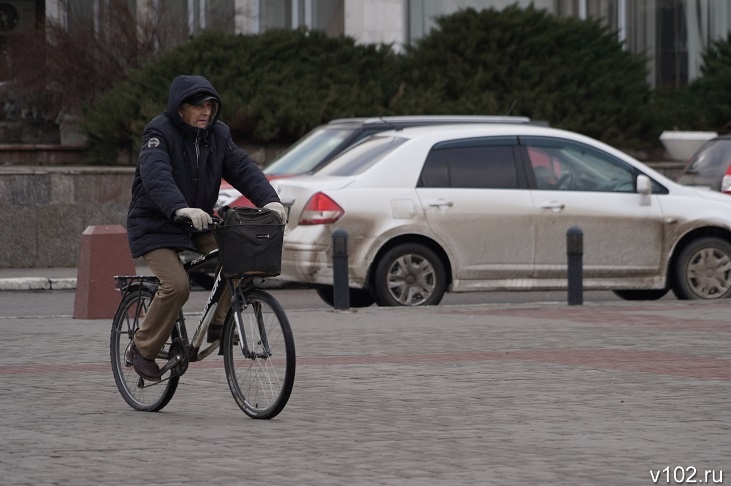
[0,288,729,485]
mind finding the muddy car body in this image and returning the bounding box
[274,124,731,306]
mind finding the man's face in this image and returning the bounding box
[179,101,215,129]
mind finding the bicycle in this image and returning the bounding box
[109,212,295,419]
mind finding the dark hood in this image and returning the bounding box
[166,75,222,127]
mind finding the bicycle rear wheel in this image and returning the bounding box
[110,287,180,412]
[223,289,296,419]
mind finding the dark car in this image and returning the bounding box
[676,135,731,194]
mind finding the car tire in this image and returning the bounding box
[672,236,731,300]
[611,289,669,301]
[315,287,375,308]
[372,243,447,307]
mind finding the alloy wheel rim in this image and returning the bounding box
[386,253,436,305]
[686,247,731,299]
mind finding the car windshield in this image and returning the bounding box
[685,139,731,177]
[316,135,407,176]
[263,126,357,176]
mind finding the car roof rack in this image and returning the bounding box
[326,115,548,127]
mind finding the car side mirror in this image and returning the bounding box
[636,175,652,195]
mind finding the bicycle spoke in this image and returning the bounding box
[110,286,180,412]
[223,289,295,419]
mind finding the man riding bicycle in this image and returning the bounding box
[126,74,285,382]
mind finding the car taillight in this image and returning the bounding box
[299,192,344,225]
[722,166,731,194]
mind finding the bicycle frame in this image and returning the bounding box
[181,249,260,363]
[115,247,264,376]
[181,250,225,362]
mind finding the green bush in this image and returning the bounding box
[398,5,654,147]
[84,6,689,164]
[649,85,706,133]
[83,29,404,163]
[684,34,731,133]
[648,34,731,136]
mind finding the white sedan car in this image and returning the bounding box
[273,124,731,307]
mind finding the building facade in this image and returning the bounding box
[3,0,731,88]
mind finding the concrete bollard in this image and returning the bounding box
[566,225,583,306]
[332,228,349,310]
[73,225,136,319]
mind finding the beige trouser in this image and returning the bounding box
[134,232,231,359]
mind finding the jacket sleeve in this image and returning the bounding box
[138,126,189,219]
[220,133,280,208]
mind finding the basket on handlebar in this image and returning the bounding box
[214,205,284,277]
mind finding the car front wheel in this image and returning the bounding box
[373,243,447,307]
[673,236,731,300]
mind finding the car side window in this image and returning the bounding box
[522,137,636,193]
[418,138,519,189]
[527,147,565,190]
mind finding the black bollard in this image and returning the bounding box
[332,228,350,310]
[566,226,583,306]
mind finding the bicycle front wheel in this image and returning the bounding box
[223,289,296,419]
[110,287,180,412]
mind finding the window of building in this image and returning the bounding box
[408,0,731,88]
[407,0,553,42]
[260,0,343,36]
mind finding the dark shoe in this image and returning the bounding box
[127,341,162,382]
[207,325,223,343]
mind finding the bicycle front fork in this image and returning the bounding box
[229,281,259,359]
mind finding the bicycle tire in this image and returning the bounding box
[222,288,296,419]
[110,287,180,412]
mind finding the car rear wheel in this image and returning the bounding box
[373,243,447,307]
[612,289,669,301]
[314,287,375,308]
[672,236,731,300]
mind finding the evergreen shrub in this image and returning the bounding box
[398,5,654,146]
[84,6,687,164]
[83,29,403,163]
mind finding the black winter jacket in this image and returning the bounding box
[127,75,280,258]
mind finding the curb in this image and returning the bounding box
[0,278,77,291]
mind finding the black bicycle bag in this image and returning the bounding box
[214,205,284,277]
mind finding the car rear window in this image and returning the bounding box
[316,135,407,176]
[263,126,357,176]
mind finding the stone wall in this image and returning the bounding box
[0,167,135,268]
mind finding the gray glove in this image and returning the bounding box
[175,207,212,230]
[264,202,287,223]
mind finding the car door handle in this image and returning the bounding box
[428,199,454,208]
[540,201,565,212]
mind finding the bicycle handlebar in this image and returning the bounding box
[173,213,222,227]
[173,204,241,226]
